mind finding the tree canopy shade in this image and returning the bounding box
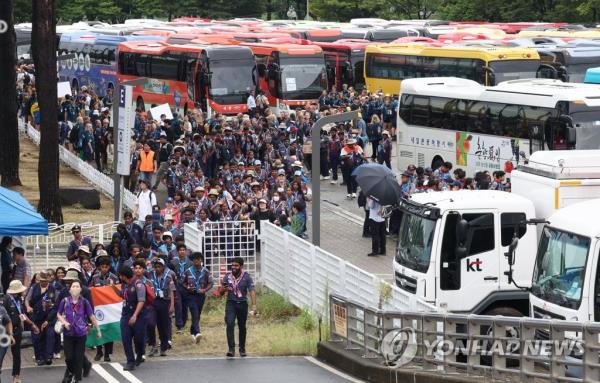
[0,187,48,236]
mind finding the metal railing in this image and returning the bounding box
[184,221,258,281]
[329,294,600,382]
[21,122,136,210]
[260,221,437,315]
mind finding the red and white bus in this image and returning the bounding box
[117,41,256,116]
[314,39,372,91]
[243,42,327,109]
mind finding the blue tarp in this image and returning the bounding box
[0,187,48,236]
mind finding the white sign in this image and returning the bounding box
[149,103,174,121]
[285,77,297,92]
[116,85,133,176]
[57,81,71,98]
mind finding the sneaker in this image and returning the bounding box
[160,350,167,357]
[103,355,111,363]
[46,359,53,365]
[239,349,247,357]
[149,346,158,357]
[346,194,351,199]
[351,193,356,198]
[94,352,103,362]
[330,180,336,184]
[194,333,202,343]
[135,355,144,366]
[319,175,325,180]
[83,360,91,377]
[167,340,173,349]
[323,176,330,180]
[226,349,234,358]
[367,252,378,257]
[54,353,61,359]
[123,364,135,371]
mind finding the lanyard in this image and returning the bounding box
[153,271,168,291]
[111,257,119,272]
[10,295,22,315]
[188,266,205,291]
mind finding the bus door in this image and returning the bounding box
[266,53,281,103]
[324,53,338,91]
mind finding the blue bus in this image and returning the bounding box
[57,32,162,98]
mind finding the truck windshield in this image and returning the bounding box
[209,59,256,105]
[531,226,590,310]
[396,212,436,273]
[488,60,540,84]
[279,56,325,100]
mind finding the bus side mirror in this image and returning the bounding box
[257,63,266,77]
[537,63,558,79]
[567,126,577,146]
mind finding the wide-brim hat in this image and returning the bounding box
[347,138,357,145]
[7,280,27,294]
[78,245,90,254]
[63,270,81,281]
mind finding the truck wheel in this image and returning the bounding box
[482,307,522,367]
[483,307,523,317]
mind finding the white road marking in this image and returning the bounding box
[305,356,366,383]
[92,364,120,383]
[110,362,143,383]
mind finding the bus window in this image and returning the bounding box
[150,55,181,81]
[595,254,600,321]
[430,97,452,129]
[546,118,568,150]
[411,96,429,126]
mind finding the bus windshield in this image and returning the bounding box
[209,59,256,105]
[568,63,595,83]
[279,56,325,100]
[395,212,436,273]
[489,60,540,84]
[531,226,590,310]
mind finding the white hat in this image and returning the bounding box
[78,245,90,254]
[92,110,100,116]
[162,231,173,239]
[347,138,357,145]
[294,170,302,176]
[6,280,27,294]
[382,130,390,136]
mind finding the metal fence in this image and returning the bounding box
[184,221,258,281]
[329,294,600,382]
[21,123,136,210]
[261,221,437,315]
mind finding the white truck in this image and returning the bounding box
[393,150,600,315]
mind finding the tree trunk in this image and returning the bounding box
[0,0,22,187]
[32,0,63,224]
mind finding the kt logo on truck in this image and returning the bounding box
[466,258,482,272]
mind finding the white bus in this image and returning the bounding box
[396,77,600,176]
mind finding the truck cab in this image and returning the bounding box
[393,190,536,314]
[530,199,600,323]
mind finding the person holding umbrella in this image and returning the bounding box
[367,196,386,257]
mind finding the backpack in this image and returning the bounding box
[69,124,80,145]
[143,280,155,305]
[366,123,379,139]
[137,190,160,211]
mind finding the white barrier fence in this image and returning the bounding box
[21,123,136,210]
[184,221,258,281]
[260,221,437,314]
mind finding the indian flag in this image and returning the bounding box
[86,285,122,348]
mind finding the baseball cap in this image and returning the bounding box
[160,131,167,137]
[162,231,173,239]
[277,169,286,175]
[166,197,174,203]
[71,225,82,232]
[254,160,261,165]
[153,258,166,266]
[294,170,302,176]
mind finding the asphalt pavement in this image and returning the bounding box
[14,356,363,383]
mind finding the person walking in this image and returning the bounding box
[147,258,174,357]
[0,303,15,383]
[119,262,147,371]
[246,90,257,115]
[183,252,213,343]
[152,133,172,191]
[377,130,392,169]
[91,256,118,362]
[340,139,365,199]
[4,280,35,383]
[11,247,32,288]
[56,280,101,383]
[137,143,157,187]
[134,180,157,227]
[0,237,13,293]
[219,257,256,358]
[367,197,386,257]
[169,244,191,334]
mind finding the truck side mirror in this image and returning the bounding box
[456,218,468,245]
[507,237,519,266]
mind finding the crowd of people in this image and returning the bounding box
[0,227,257,382]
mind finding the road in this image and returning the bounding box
[16,356,363,383]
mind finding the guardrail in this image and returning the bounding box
[261,221,437,315]
[25,221,121,246]
[329,294,600,382]
[20,122,136,210]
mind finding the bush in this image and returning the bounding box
[257,290,301,320]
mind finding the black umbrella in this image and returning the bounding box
[352,163,403,206]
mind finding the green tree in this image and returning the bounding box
[309,0,384,21]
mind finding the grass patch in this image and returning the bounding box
[170,287,321,357]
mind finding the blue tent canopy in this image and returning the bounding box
[0,187,48,236]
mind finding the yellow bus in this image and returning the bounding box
[364,44,541,95]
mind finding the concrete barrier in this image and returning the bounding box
[317,341,480,383]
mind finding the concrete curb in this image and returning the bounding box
[317,341,481,383]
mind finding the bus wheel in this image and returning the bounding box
[431,155,444,171]
[136,97,145,111]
